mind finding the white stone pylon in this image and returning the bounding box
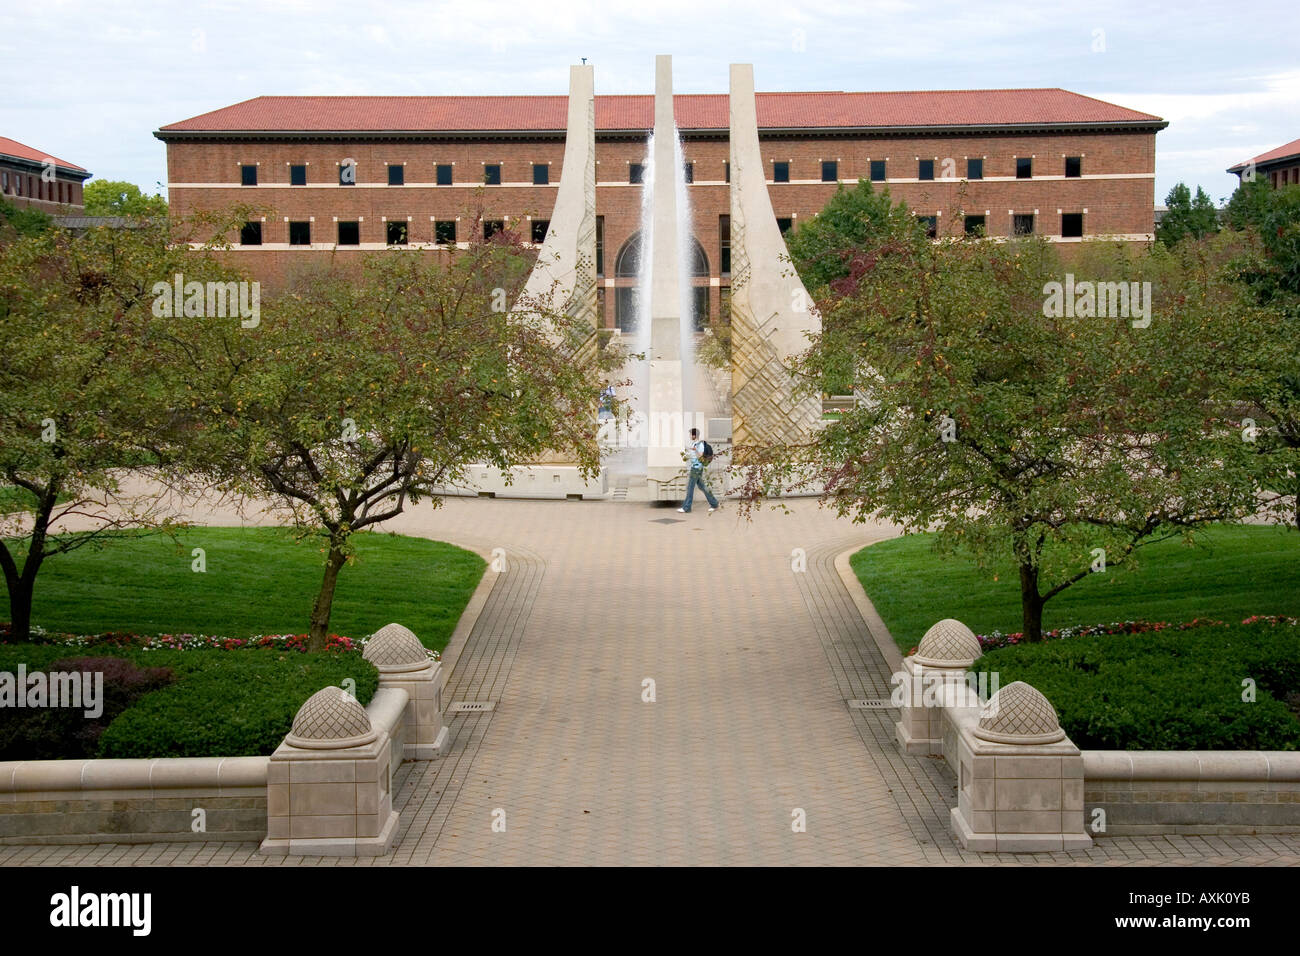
[728,63,822,454]
[513,63,597,360]
[646,54,688,485]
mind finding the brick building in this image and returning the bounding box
[156,87,1166,328]
[1227,137,1300,189]
[1,136,90,212]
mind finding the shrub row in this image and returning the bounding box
[971,619,1300,750]
[0,644,378,759]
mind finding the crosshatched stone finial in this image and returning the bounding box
[913,618,982,667]
[974,681,1066,744]
[364,622,428,667]
[287,685,378,749]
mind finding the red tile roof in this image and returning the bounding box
[1228,136,1300,172]
[159,89,1163,134]
[0,136,87,171]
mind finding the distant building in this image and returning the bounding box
[1227,137,1300,188]
[157,87,1167,322]
[0,136,91,211]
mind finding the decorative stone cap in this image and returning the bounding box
[973,681,1066,745]
[364,623,431,671]
[913,618,982,668]
[286,686,378,750]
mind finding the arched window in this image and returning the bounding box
[614,231,712,331]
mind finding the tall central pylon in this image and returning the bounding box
[645,54,687,485]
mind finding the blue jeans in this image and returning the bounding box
[682,467,718,512]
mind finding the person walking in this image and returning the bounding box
[677,427,719,515]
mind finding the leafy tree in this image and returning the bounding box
[162,236,619,651]
[745,225,1262,641]
[1157,182,1220,247]
[0,218,242,639]
[783,179,919,393]
[82,180,168,218]
[1225,175,1273,234]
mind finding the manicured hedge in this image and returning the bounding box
[0,645,378,759]
[971,620,1300,750]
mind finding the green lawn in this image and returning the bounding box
[2,526,485,653]
[852,524,1300,652]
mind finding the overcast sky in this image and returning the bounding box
[4,0,1296,204]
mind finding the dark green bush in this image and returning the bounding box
[0,650,175,759]
[0,645,378,758]
[971,621,1300,750]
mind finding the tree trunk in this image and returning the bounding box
[5,575,34,642]
[307,538,348,653]
[1018,560,1045,642]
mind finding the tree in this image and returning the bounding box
[783,179,919,392]
[744,223,1263,641]
[1157,182,1220,247]
[0,217,242,639]
[163,235,619,651]
[1222,181,1300,527]
[81,180,168,218]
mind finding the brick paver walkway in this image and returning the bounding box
[4,496,1300,866]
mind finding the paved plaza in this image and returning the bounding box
[4,495,1300,866]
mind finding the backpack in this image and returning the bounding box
[699,440,714,465]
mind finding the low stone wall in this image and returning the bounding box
[1084,751,1300,836]
[0,757,268,845]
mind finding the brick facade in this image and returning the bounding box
[0,137,89,213]
[159,92,1164,326]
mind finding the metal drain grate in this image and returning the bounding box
[847,698,892,710]
[651,518,683,524]
[447,701,496,714]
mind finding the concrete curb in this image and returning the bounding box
[834,545,905,674]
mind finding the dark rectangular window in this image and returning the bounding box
[289,221,311,245]
[870,159,886,182]
[964,215,986,237]
[1013,214,1035,236]
[595,216,605,275]
[1016,157,1033,179]
[434,220,456,244]
[533,164,549,185]
[386,221,407,245]
[339,161,356,186]
[483,219,504,240]
[240,221,262,245]
[436,164,453,186]
[683,162,693,184]
[1065,156,1082,178]
[484,164,501,185]
[720,214,731,275]
[724,161,730,183]
[290,164,306,186]
[821,160,838,182]
[2,171,8,193]
[918,159,934,181]
[388,165,404,186]
[773,161,790,183]
[917,215,937,239]
[1061,212,1083,238]
[240,164,257,186]
[531,219,550,243]
[966,158,983,180]
[776,217,792,235]
[629,163,644,184]
[337,221,359,245]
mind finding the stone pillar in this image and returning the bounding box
[727,63,822,456]
[949,681,1092,852]
[894,618,983,755]
[364,623,447,759]
[261,686,400,857]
